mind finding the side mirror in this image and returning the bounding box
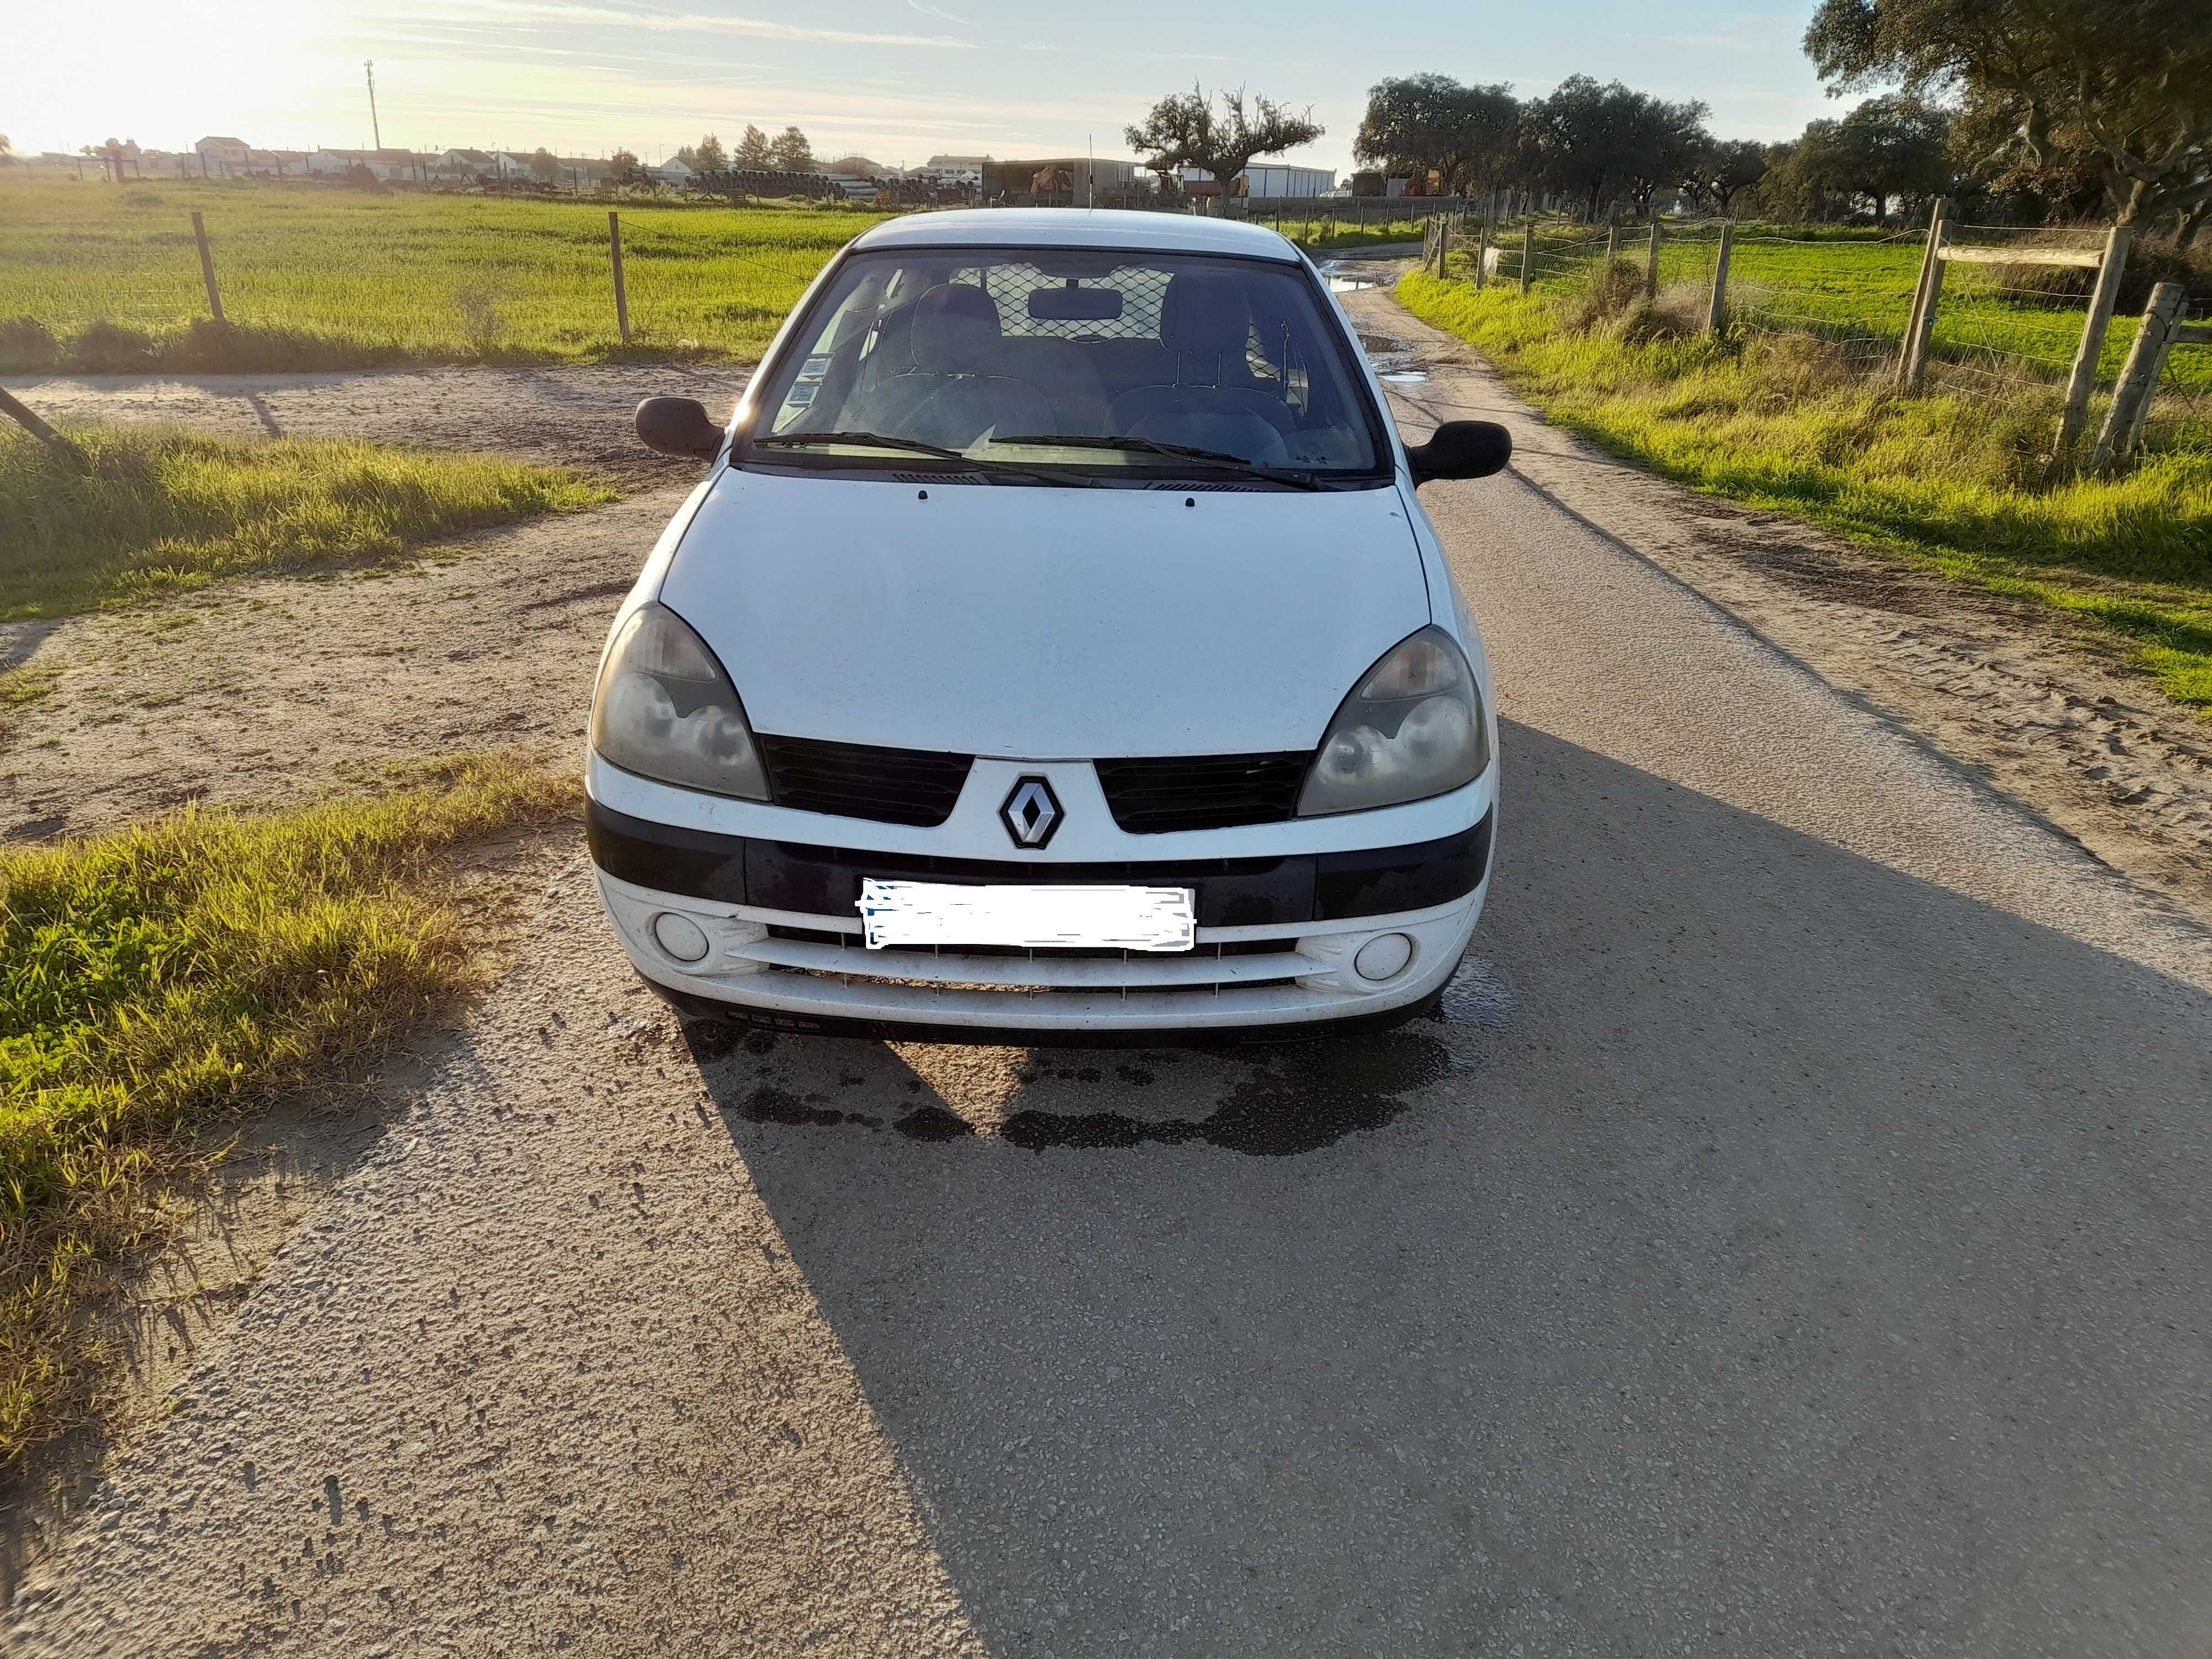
[1404,420,1511,487]
[635,396,724,460]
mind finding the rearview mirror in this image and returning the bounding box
[1404,420,1511,486]
[635,396,724,460]
[1029,285,1123,322]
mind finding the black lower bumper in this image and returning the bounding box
[585,800,1493,928]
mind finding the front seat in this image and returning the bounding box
[894,284,1054,448]
[1108,272,1295,463]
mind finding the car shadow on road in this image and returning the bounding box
[685,1018,1459,1156]
[684,718,2212,1658]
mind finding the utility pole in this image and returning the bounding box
[364,60,382,150]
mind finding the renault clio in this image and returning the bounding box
[587,210,1510,1040]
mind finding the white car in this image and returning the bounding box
[588,210,1510,1041]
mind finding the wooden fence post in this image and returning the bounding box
[1645,218,1661,302]
[1519,223,1535,296]
[2055,222,2132,454]
[2090,280,2187,470]
[0,387,90,473]
[1603,222,1619,272]
[1475,218,1491,290]
[190,211,225,324]
[1895,196,1946,389]
[608,210,631,345]
[1893,202,1947,394]
[1704,220,1734,335]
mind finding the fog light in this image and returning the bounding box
[1353,932,1414,983]
[651,911,711,964]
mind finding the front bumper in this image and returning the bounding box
[586,800,1492,1040]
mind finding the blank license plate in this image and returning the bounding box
[858,879,1195,952]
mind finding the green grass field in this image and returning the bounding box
[0,180,891,369]
[0,753,575,1463]
[0,423,613,619]
[1399,270,2212,707]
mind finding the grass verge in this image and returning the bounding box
[0,423,615,620]
[1397,270,2212,707]
[0,752,577,1465]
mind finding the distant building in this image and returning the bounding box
[436,148,497,176]
[983,156,1140,204]
[918,154,988,189]
[305,148,422,181]
[1183,163,1335,200]
[648,155,695,184]
[195,135,251,174]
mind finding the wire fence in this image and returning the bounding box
[1424,210,2210,472]
[0,194,880,368]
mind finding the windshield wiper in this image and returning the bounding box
[990,434,1323,490]
[749,430,1089,487]
[752,430,969,460]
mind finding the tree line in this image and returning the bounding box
[1347,0,2207,242]
[667,126,816,176]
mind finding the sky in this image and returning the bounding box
[3,0,1854,173]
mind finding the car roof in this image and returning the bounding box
[849,208,1303,263]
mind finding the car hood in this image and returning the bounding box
[655,468,1432,757]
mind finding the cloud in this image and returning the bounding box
[392,0,978,50]
[905,0,974,25]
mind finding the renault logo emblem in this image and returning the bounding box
[1001,776,1062,848]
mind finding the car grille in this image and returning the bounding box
[1093,751,1312,833]
[757,735,973,827]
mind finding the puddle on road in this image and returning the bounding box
[1328,276,1376,293]
[1440,956,1515,1028]
[1354,327,1428,384]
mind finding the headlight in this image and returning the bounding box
[589,602,769,800]
[1297,625,1489,816]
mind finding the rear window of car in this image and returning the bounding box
[744,246,1387,482]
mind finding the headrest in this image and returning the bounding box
[1160,273,1253,373]
[911,283,1000,374]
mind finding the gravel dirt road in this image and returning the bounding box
[7,296,2212,1656]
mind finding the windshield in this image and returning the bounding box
[743,247,1386,483]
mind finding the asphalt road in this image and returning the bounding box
[11,321,2212,1657]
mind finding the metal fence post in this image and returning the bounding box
[1645,218,1661,302]
[608,210,631,345]
[1704,220,1734,335]
[190,211,225,324]
[1895,197,1946,389]
[2090,280,2187,470]
[1519,223,1535,296]
[2056,222,2133,454]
